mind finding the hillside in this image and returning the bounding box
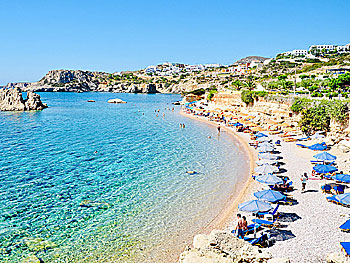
[235,56,270,64]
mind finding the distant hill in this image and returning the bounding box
[235,56,270,64]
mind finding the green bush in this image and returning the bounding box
[299,105,330,135]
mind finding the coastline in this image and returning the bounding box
[179,110,258,234]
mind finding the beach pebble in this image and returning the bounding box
[326,252,347,263]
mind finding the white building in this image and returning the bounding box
[291,49,308,56]
[185,64,205,72]
[337,44,350,53]
[309,44,336,52]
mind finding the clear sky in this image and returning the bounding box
[0,0,349,85]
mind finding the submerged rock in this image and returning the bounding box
[0,88,48,111]
[23,255,42,263]
[24,237,57,252]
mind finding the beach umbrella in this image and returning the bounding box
[308,143,327,151]
[253,189,286,203]
[255,163,279,174]
[238,199,273,213]
[256,160,278,166]
[331,193,350,206]
[311,133,325,139]
[313,164,338,174]
[256,132,268,138]
[313,152,336,161]
[256,174,283,185]
[335,174,350,183]
[256,144,275,153]
[259,142,274,147]
[258,152,279,160]
[256,137,271,142]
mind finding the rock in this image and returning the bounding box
[326,252,348,263]
[24,237,57,252]
[23,255,41,263]
[267,258,291,263]
[193,234,209,249]
[0,88,47,111]
[180,230,276,263]
[108,98,126,104]
[180,248,232,263]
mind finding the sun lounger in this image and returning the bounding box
[256,204,279,217]
[321,184,332,193]
[340,242,350,257]
[252,216,280,228]
[231,223,262,236]
[334,185,346,194]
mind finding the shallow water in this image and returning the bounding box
[0,92,249,262]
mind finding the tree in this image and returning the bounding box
[243,80,256,90]
[232,80,243,90]
[299,105,330,135]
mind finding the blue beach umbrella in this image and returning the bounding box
[255,164,279,174]
[255,174,283,185]
[257,137,272,142]
[308,143,327,151]
[331,193,350,206]
[253,190,286,203]
[256,132,268,138]
[256,144,275,152]
[259,142,274,147]
[258,153,279,160]
[313,164,338,174]
[335,174,350,183]
[238,199,273,213]
[233,122,243,126]
[340,219,350,232]
[313,152,337,161]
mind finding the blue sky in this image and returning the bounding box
[0,0,349,85]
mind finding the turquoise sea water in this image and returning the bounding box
[0,93,249,262]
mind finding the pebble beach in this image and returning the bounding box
[182,110,350,262]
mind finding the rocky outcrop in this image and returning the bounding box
[0,88,48,111]
[107,98,126,104]
[179,230,281,263]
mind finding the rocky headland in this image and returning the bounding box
[5,69,219,94]
[0,88,48,111]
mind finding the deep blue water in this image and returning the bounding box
[0,92,248,262]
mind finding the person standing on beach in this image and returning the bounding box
[235,214,244,239]
[301,172,308,193]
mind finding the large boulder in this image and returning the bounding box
[0,88,47,111]
[180,230,272,263]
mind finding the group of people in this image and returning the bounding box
[179,123,186,128]
[234,214,248,239]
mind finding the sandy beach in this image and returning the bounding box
[182,110,350,262]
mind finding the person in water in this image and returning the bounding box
[217,125,221,133]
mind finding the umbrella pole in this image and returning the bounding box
[254,214,257,239]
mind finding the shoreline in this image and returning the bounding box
[180,110,258,234]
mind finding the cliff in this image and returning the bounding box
[0,88,48,111]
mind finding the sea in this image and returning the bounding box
[0,92,249,262]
